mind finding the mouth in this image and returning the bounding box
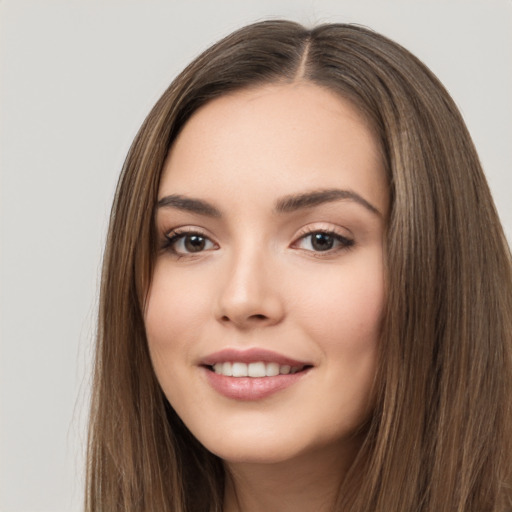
[201,348,313,377]
[206,361,311,377]
[200,348,313,399]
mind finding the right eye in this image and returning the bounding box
[164,230,217,256]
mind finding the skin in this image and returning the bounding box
[145,82,389,511]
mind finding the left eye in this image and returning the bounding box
[166,232,216,254]
[296,231,354,252]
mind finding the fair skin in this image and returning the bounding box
[145,82,389,511]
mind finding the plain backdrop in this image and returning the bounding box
[1,1,511,511]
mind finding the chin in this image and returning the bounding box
[211,444,307,465]
[205,435,281,462]
[191,420,358,467]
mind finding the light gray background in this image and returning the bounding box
[1,1,510,511]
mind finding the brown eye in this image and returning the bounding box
[310,233,335,251]
[165,231,216,255]
[184,234,207,252]
[295,231,354,253]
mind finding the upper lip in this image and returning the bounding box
[201,348,311,368]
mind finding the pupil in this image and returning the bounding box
[185,235,205,252]
[312,233,334,251]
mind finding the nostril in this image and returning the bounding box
[221,313,269,324]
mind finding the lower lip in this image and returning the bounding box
[203,367,310,401]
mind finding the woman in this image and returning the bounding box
[86,20,512,511]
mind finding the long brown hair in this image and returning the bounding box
[86,20,512,511]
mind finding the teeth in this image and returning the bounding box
[281,365,291,374]
[232,362,247,377]
[222,362,232,376]
[248,362,265,377]
[266,362,279,377]
[212,361,304,377]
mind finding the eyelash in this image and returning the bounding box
[161,228,216,258]
[292,227,355,255]
[161,227,354,258]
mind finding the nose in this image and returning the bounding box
[214,247,285,329]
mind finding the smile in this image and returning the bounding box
[211,361,305,377]
[201,348,313,400]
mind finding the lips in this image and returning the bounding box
[200,348,313,400]
[201,347,310,367]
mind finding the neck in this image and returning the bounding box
[223,440,360,512]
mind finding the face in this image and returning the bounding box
[145,83,388,465]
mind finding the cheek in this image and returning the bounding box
[144,265,208,372]
[144,272,206,416]
[294,260,385,346]
[292,256,384,409]
[146,261,211,332]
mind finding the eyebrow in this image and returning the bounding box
[275,188,381,216]
[156,188,381,218]
[156,194,222,217]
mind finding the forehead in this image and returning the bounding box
[160,83,388,216]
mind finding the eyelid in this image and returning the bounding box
[290,224,355,254]
[159,223,354,258]
[164,225,210,236]
[161,226,219,256]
